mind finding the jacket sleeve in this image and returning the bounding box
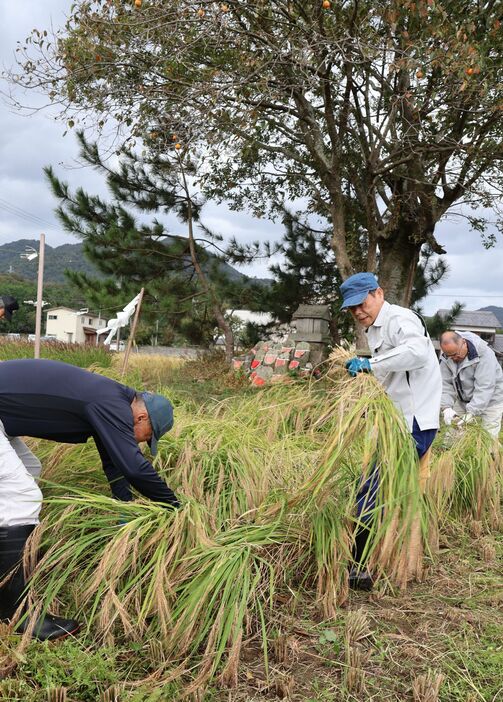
[86,402,180,507]
[466,347,498,415]
[369,314,432,374]
[94,434,133,502]
[440,361,457,409]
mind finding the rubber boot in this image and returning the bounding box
[0,525,81,641]
[349,525,374,592]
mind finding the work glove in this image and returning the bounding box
[457,412,474,427]
[442,407,457,426]
[345,357,372,377]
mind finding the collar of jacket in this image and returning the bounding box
[465,339,478,360]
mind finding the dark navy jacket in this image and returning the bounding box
[0,359,178,506]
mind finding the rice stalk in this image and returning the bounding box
[100,686,124,702]
[345,609,372,646]
[441,426,502,521]
[46,689,67,702]
[427,452,456,513]
[412,670,444,701]
[344,644,367,694]
[309,500,350,618]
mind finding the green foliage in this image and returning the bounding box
[45,134,260,350]
[16,640,120,701]
[0,339,113,367]
[254,210,358,342]
[411,245,450,312]
[0,273,89,335]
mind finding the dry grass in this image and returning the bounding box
[112,352,186,386]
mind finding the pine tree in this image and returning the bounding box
[45,133,255,359]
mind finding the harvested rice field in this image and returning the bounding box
[0,351,501,702]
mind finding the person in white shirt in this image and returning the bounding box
[339,272,441,590]
[439,330,503,438]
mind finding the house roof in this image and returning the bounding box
[45,306,77,313]
[437,309,501,329]
[45,306,102,319]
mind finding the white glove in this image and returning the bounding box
[458,412,474,426]
[443,408,457,426]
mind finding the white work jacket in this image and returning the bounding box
[366,301,441,431]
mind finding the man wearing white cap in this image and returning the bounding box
[339,273,441,590]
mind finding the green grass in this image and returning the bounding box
[0,339,113,368]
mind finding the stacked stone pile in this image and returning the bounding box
[233,340,315,386]
[232,304,332,385]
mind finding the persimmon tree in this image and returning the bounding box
[10,0,503,305]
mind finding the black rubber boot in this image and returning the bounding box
[0,525,81,641]
[349,525,374,592]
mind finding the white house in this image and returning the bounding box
[45,307,107,344]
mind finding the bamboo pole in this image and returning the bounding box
[34,233,45,359]
[121,288,144,378]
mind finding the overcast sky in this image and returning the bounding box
[1,0,502,316]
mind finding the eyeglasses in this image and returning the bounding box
[443,341,466,358]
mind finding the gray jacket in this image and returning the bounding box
[440,331,503,414]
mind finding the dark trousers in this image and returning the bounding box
[353,418,436,566]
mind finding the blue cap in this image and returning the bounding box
[141,392,174,456]
[340,272,379,309]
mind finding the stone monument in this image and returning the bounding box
[232,304,332,386]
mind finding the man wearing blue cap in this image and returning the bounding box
[0,359,178,641]
[339,273,441,590]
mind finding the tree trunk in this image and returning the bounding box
[179,161,235,363]
[377,227,423,307]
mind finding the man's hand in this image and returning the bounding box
[442,407,457,426]
[457,412,474,427]
[345,357,372,377]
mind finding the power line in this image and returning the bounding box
[0,198,58,230]
[0,197,56,227]
[428,294,503,298]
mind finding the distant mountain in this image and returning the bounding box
[478,306,503,328]
[0,239,272,287]
[0,240,101,284]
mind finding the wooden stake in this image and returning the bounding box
[121,288,144,378]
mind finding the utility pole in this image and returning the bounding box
[34,233,45,359]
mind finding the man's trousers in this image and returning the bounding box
[355,418,437,526]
